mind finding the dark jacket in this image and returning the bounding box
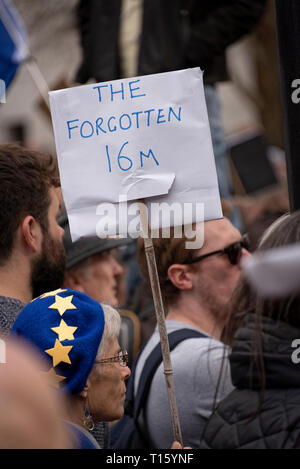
[76,0,266,85]
[200,315,300,449]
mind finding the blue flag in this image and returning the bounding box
[0,0,28,100]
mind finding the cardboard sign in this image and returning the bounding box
[49,68,222,241]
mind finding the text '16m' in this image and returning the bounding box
[105,141,159,173]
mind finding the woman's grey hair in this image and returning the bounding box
[258,213,290,247]
[97,304,121,359]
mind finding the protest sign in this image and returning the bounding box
[50,70,223,446]
[49,67,222,242]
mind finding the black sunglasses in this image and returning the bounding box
[183,233,250,266]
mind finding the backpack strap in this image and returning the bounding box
[133,328,207,420]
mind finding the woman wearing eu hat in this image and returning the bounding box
[11,288,131,449]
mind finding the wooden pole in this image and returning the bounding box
[138,199,183,446]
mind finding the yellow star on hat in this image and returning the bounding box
[49,295,77,316]
[51,319,78,341]
[45,339,73,367]
[41,367,65,389]
[40,288,68,299]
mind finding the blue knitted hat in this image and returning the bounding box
[11,288,105,395]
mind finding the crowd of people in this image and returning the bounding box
[2,0,297,452]
[0,142,299,449]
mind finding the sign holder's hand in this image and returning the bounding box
[171,441,192,449]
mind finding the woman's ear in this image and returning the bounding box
[79,380,89,399]
[63,271,85,292]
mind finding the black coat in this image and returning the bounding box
[75,0,266,85]
[200,315,300,449]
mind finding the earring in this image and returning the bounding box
[83,408,95,431]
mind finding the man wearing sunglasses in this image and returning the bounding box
[135,217,250,448]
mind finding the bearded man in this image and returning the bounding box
[0,144,65,333]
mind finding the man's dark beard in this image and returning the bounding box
[31,233,66,299]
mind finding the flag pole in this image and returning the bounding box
[25,56,49,110]
[138,198,183,446]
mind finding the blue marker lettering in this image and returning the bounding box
[140,149,159,168]
[93,85,109,103]
[67,119,79,139]
[168,106,182,122]
[119,113,132,130]
[80,120,94,138]
[110,82,124,101]
[105,145,112,173]
[157,108,166,124]
[96,117,107,134]
[132,111,143,128]
[129,79,146,99]
[144,109,155,126]
[118,141,133,171]
[107,116,117,132]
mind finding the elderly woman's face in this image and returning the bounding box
[87,336,130,422]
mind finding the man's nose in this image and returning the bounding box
[114,259,124,275]
[239,247,251,267]
[123,365,131,380]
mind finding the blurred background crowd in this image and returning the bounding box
[0,0,291,376]
[4,0,287,340]
[0,0,297,450]
[1,0,289,234]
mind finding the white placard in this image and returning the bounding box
[49,68,222,241]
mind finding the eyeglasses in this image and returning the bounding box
[96,349,128,367]
[183,233,250,266]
